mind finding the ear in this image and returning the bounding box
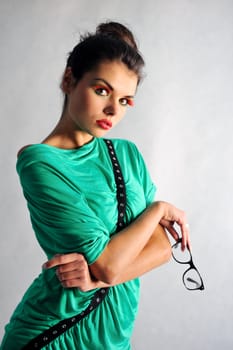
[60,67,76,94]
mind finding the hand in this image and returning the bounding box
[158,201,191,251]
[43,253,98,291]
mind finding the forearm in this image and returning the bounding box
[93,224,171,288]
[44,201,189,291]
[117,224,171,283]
[90,201,164,284]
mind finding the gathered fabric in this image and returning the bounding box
[0,137,156,350]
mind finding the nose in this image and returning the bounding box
[103,99,119,117]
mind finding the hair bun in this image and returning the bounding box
[96,21,138,50]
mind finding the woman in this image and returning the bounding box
[1,22,190,349]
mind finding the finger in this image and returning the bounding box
[61,278,89,291]
[56,269,86,282]
[164,225,180,241]
[57,260,87,274]
[179,222,189,251]
[43,253,85,269]
[61,278,83,289]
[186,227,192,251]
[160,219,179,241]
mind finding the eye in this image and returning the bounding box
[94,86,109,96]
[119,98,134,107]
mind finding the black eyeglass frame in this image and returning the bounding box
[172,238,205,291]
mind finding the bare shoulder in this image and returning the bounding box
[17,144,32,158]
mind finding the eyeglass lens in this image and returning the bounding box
[172,243,191,263]
[183,268,204,290]
[172,240,204,291]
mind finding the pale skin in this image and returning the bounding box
[41,60,191,291]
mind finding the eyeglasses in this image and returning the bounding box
[172,238,205,291]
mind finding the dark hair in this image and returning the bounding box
[65,21,144,84]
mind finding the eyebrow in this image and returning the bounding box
[93,78,135,98]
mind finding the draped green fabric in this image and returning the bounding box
[1,138,156,350]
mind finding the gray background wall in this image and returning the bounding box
[0,0,232,349]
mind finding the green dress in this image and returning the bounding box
[1,137,156,350]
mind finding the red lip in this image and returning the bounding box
[96,119,112,130]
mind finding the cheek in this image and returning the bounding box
[118,107,127,119]
[86,95,106,114]
[72,94,92,115]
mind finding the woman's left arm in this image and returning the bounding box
[44,223,171,291]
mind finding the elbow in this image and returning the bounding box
[90,262,119,285]
[102,265,119,285]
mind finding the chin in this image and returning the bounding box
[93,129,110,138]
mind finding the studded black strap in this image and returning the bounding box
[22,288,109,349]
[22,139,126,349]
[104,139,126,231]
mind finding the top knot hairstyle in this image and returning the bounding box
[65,21,145,85]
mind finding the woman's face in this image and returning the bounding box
[62,60,138,144]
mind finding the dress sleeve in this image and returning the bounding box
[17,154,110,264]
[129,142,157,205]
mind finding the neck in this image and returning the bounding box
[41,114,93,149]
